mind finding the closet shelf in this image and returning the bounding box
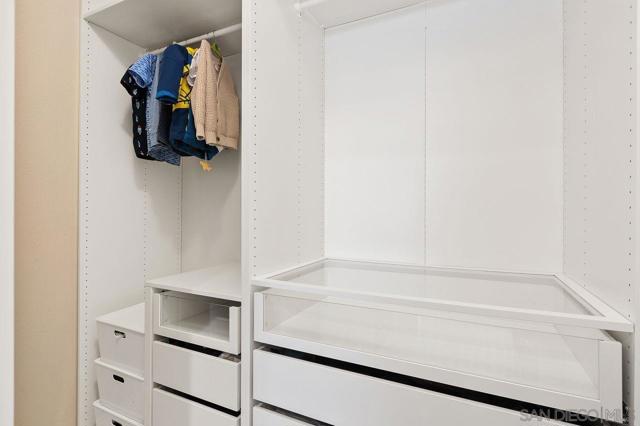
[83,0,241,53]
[252,258,633,332]
[296,0,424,28]
[147,262,241,301]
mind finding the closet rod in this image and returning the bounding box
[148,23,242,55]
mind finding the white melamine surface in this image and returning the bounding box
[94,400,143,426]
[97,303,145,334]
[153,388,240,426]
[95,358,145,422]
[97,303,145,375]
[153,341,240,410]
[325,0,563,272]
[147,262,241,301]
[84,0,241,50]
[253,349,571,426]
[298,0,424,28]
[253,406,316,426]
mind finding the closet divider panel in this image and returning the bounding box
[563,0,638,422]
[78,22,181,426]
[423,0,563,273]
[242,1,324,424]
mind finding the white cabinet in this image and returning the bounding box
[94,400,143,426]
[253,406,316,426]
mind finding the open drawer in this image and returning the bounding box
[153,291,241,354]
[254,289,623,421]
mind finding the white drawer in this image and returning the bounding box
[153,340,240,411]
[97,303,145,376]
[95,358,144,422]
[153,292,241,354]
[93,400,142,426]
[253,406,316,425]
[153,388,240,426]
[253,349,570,426]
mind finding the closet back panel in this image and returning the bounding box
[79,23,182,426]
[325,0,564,272]
[563,0,638,419]
[181,53,243,271]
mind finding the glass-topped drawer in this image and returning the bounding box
[153,291,241,354]
[254,289,622,422]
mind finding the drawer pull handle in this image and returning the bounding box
[112,421,122,426]
[114,330,126,339]
[112,374,125,383]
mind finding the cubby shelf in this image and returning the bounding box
[147,262,242,301]
[83,0,241,53]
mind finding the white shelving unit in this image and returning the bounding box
[84,0,242,53]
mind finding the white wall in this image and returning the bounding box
[0,0,15,425]
[325,0,564,273]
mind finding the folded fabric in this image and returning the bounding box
[129,53,156,88]
[156,44,189,104]
[169,106,219,160]
[146,54,180,166]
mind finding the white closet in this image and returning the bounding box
[78,0,640,424]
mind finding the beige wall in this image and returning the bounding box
[15,0,80,424]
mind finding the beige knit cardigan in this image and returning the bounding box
[191,40,240,150]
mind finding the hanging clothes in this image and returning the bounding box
[191,39,240,151]
[146,54,181,166]
[157,44,219,160]
[120,57,156,161]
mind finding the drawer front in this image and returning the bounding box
[93,400,142,426]
[153,341,240,411]
[253,349,569,426]
[153,293,241,354]
[253,406,316,426]
[153,388,240,426]
[95,359,144,422]
[97,322,144,376]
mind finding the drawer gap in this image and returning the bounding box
[155,385,241,417]
[262,346,605,426]
[256,403,332,425]
[161,337,240,361]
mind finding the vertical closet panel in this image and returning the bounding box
[324,5,427,264]
[563,0,638,420]
[78,23,181,426]
[250,0,323,275]
[300,17,325,262]
[424,0,563,272]
[181,53,243,271]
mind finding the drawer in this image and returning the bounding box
[254,290,622,420]
[153,340,240,411]
[253,349,570,426]
[93,400,142,426]
[153,388,240,426]
[97,303,145,376]
[153,291,241,354]
[95,358,144,422]
[253,406,317,425]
